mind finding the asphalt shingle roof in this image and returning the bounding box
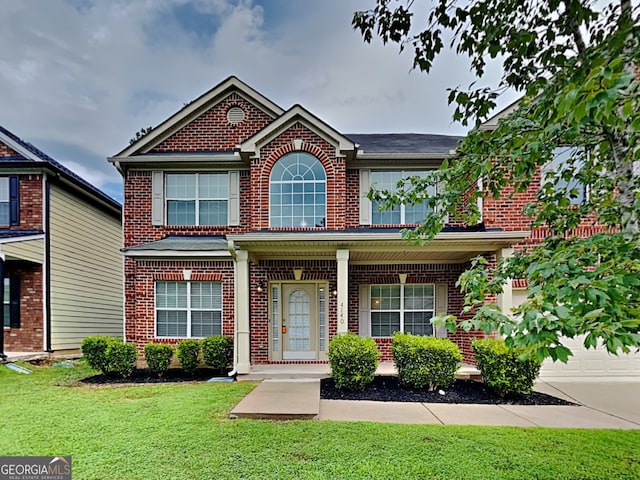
[346,133,463,154]
[123,235,229,252]
[0,125,120,210]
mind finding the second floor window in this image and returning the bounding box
[270,152,326,228]
[166,173,228,226]
[543,147,586,205]
[0,178,9,225]
[371,170,435,225]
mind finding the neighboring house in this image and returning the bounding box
[0,126,122,355]
[110,76,529,375]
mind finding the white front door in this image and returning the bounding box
[282,284,317,360]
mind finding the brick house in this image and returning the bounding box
[110,76,536,375]
[0,126,123,356]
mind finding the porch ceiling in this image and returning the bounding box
[228,231,530,264]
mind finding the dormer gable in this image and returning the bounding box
[112,76,286,159]
[239,104,356,160]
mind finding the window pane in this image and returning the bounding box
[372,203,401,224]
[166,174,196,199]
[371,285,401,310]
[549,147,586,205]
[157,310,187,337]
[199,200,228,225]
[156,282,187,309]
[0,204,9,226]
[404,311,434,336]
[191,311,222,337]
[198,173,228,199]
[167,200,196,225]
[191,282,221,309]
[3,277,9,328]
[371,312,400,337]
[405,285,434,310]
[0,178,9,202]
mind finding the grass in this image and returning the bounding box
[0,361,638,480]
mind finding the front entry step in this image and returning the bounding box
[229,379,320,420]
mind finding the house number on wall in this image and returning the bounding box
[339,302,345,325]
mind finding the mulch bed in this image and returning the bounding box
[80,368,232,385]
[320,376,577,406]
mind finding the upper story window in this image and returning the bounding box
[270,152,326,228]
[0,178,9,225]
[166,173,228,226]
[0,176,19,226]
[370,170,435,225]
[543,147,586,205]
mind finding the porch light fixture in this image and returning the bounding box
[332,287,338,297]
[256,281,265,293]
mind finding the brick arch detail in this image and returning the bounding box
[254,137,343,230]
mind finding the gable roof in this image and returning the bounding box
[477,98,521,131]
[0,125,121,213]
[113,76,285,158]
[240,104,356,158]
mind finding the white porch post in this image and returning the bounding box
[496,247,514,317]
[234,250,251,374]
[336,249,349,334]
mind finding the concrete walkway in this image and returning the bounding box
[230,365,640,428]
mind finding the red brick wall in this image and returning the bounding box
[150,93,274,153]
[0,174,43,230]
[0,142,21,157]
[348,263,479,363]
[123,170,251,247]
[250,123,345,230]
[3,263,44,352]
[124,259,235,353]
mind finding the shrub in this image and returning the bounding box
[81,336,112,372]
[176,339,201,375]
[144,343,174,377]
[472,338,542,397]
[328,333,379,391]
[105,341,139,378]
[391,333,462,391]
[202,336,234,373]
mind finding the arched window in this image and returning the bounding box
[270,152,326,228]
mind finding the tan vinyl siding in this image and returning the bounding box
[49,184,122,350]
[3,239,44,264]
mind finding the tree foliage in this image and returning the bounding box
[353,0,640,360]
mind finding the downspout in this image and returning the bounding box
[44,176,52,352]
[0,250,5,360]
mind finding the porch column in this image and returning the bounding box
[234,250,251,374]
[496,247,514,317]
[336,249,349,334]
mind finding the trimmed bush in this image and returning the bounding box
[328,333,379,391]
[81,336,112,372]
[176,339,201,375]
[202,336,234,373]
[472,338,542,397]
[105,341,139,378]
[81,336,138,378]
[391,333,462,391]
[144,343,174,377]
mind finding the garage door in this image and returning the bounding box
[513,290,640,379]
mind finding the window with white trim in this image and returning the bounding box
[155,281,222,337]
[370,170,435,225]
[166,173,228,225]
[270,152,326,228]
[370,284,435,337]
[543,147,586,205]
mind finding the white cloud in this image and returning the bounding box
[0,0,508,202]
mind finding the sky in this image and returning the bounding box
[0,0,512,203]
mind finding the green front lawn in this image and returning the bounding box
[0,362,638,480]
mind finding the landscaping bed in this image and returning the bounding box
[320,375,576,405]
[80,367,232,385]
